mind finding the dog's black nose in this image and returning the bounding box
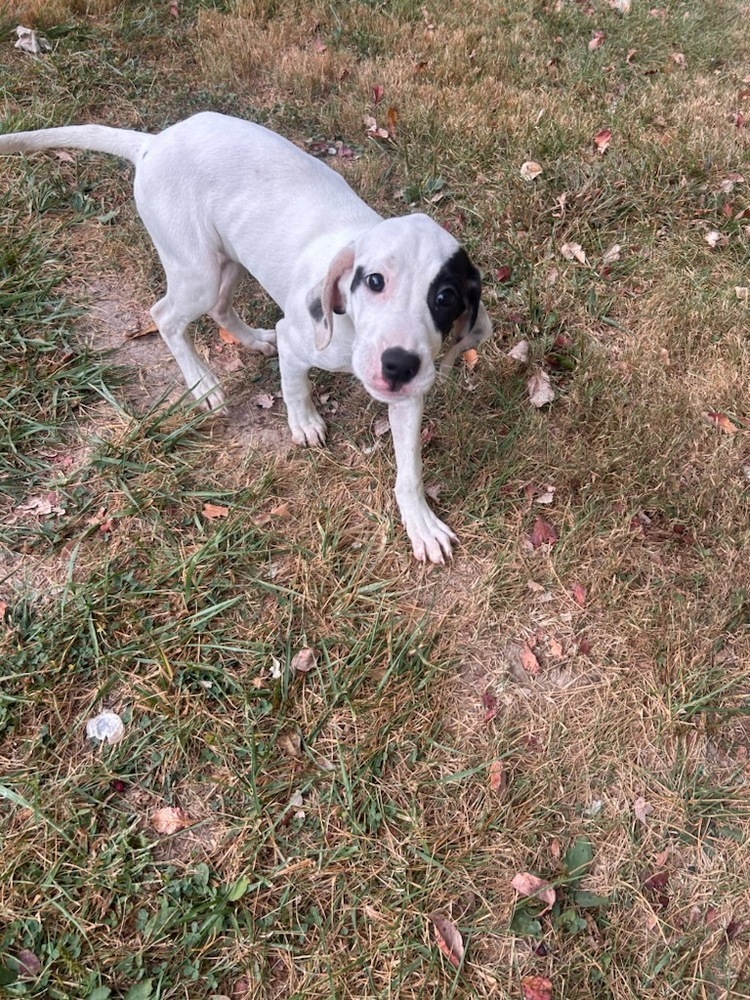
[381,347,420,390]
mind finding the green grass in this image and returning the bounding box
[2,1,750,998]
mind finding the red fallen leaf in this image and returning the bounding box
[512,872,556,911]
[594,128,612,153]
[553,333,573,349]
[489,760,506,793]
[588,30,606,51]
[705,411,739,434]
[373,83,385,104]
[429,912,464,968]
[529,517,559,549]
[169,1,180,18]
[726,917,743,941]
[522,974,554,1000]
[16,949,42,977]
[577,635,592,655]
[643,869,670,909]
[496,265,512,282]
[723,202,735,218]
[571,583,587,607]
[203,502,230,519]
[481,688,498,722]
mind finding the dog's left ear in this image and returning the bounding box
[439,301,493,372]
[306,244,356,350]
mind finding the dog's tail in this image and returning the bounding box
[0,124,150,163]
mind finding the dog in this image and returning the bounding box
[0,112,492,562]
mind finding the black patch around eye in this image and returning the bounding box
[350,266,365,294]
[427,248,481,338]
[308,297,324,323]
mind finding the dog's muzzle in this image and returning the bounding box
[381,347,421,391]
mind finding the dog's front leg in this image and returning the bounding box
[389,397,457,564]
[277,321,327,447]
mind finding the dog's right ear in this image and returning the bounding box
[306,244,356,350]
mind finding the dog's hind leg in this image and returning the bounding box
[150,271,228,412]
[209,260,276,355]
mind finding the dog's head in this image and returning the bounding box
[305,214,492,404]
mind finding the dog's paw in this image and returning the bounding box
[289,410,327,448]
[193,376,227,414]
[403,507,458,564]
[231,327,277,356]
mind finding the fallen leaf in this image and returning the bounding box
[372,83,385,104]
[481,688,498,722]
[705,411,739,434]
[287,789,306,820]
[374,415,391,437]
[704,230,725,248]
[577,635,592,655]
[634,796,653,825]
[252,393,275,409]
[529,517,559,549]
[489,760,506,793]
[54,149,76,163]
[16,949,42,977]
[520,160,544,181]
[588,30,606,51]
[219,327,241,344]
[520,641,541,676]
[522,975,554,1000]
[670,51,686,67]
[508,339,530,363]
[278,730,302,757]
[463,348,479,369]
[571,583,587,607]
[429,912,464,968]
[363,114,389,139]
[16,493,66,517]
[736,286,749,300]
[512,872,555,910]
[203,502,230,519]
[311,36,327,53]
[496,265,512,282]
[291,647,317,673]
[594,128,612,154]
[561,241,588,265]
[387,106,399,133]
[610,0,631,12]
[124,321,159,341]
[151,806,193,835]
[528,370,555,408]
[602,243,622,264]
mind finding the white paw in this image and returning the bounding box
[232,328,277,356]
[289,409,327,448]
[402,505,458,564]
[191,375,227,414]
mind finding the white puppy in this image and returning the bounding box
[0,112,492,562]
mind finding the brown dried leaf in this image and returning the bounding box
[634,796,653,825]
[571,582,587,607]
[520,160,544,181]
[522,975,554,1000]
[594,128,612,153]
[529,517,559,549]
[489,760,506,793]
[429,912,464,968]
[203,502,230,519]
[481,688,498,722]
[291,647,317,673]
[151,805,193,835]
[588,30,606,50]
[561,241,588,265]
[512,872,556,911]
[372,83,385,104]
[252,393,276,409]
[705,411,739,434]
[520,641,541,676]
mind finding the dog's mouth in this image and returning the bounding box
[364,374,433,403]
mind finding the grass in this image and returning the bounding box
[2,0,750,997]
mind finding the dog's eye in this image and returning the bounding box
[366,273,385,292]
[436,287,458,308]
